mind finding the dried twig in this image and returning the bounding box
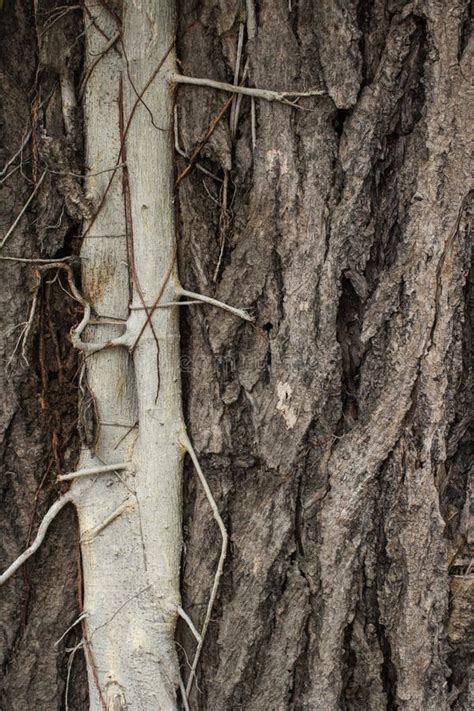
[65,640,84,711]
[5,287,40,371]
[0,171,46,249]
[175,96,234,187]
[181,434,228,697]
[0,256,74,264]
[246,0,257,39]
[40,4,82,37]
[178,287,252,322]
[174,106,223,182]
[229,23,245,138]
[213,170,230,283]
[0,129,32,177]
[58,462,130,482]
[55,612,89,647]
[179,676,191,711]
[251,97,257,149]
[48,163,126,179]
[177,605,202,644]
[173,73,325,105]
[20,279,41,365]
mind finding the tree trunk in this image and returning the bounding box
[72,1,185,707]
[1,1,472,710]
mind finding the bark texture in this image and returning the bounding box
[1,1,472,710]
[176,1,472,709]
[0,2,87,709]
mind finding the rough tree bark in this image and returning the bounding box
[1,1,472,710]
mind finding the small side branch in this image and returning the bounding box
[20,280,41,365]
[178,287,253,322]
[155,300,202,308]
[1,171,47,249]
[0,493,73,585]
[81,497,131,543]
[172,73,325,106]
[177,606,202,644]
[55,612,89,647]
[179,676,191,711]
[0,129,32,178]
[6,274,41,371]
[58,462,131,482]
[181,434,228,697]
[65,640,85,711]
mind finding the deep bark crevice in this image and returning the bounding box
[1,1,472,708]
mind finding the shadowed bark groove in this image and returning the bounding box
[0,2,86,709]
[1,0,472,709]
[176,1,472,709]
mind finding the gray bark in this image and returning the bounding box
[72,2,184,707]
[1,1,472,710]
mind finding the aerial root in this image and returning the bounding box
[181,433,229,698]
[0,493,74,585]
[70,328,133,353]
[68,270,132,353]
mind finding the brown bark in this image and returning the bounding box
[0,2,86,709]
[1,1,472,710]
